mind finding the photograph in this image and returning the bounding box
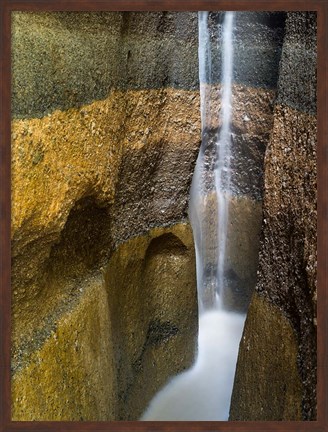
[1,0,326,430]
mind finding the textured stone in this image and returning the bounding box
[12,275,116,421]
[11,10,290,422]
[231,12,286,88]
[276,12,317,114]
[190,192,262,312]
[11,78,274,419]
[200,85,276,199]
[230,293,302,420]
[230,108,317,420]
[12,224,198,421]
[11,11,285,119]
[258,106,316,419]
[230,11,317,420]
[11,11,199,118]
[104,224,198,419]
[11,89,199,334]
[11,75,205,423]
[111,84,275,251]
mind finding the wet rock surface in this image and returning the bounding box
[12,274,116,421]
[257,106,316,419]
[11,10,297,421]
[230,12,317,421]
[190,192,262,313]
[104,225,198,420]
[276,12,317,114]
[12,225,198,421]
[11,89,201,421]
[200,85,276,200]
[205,12,285,88]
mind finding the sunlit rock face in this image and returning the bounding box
[230,12,317,421]
[11,11,286,421]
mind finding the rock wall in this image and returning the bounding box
[11,12,201,420]
[11,11,285,420]
[230,12,317,421]
[104,225,197,420]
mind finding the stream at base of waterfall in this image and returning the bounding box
[141,11,247,421]
[141,310,245,421]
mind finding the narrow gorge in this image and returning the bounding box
[11,11,316,421]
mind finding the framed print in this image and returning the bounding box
[0,0,327,431]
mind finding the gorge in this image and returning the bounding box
[142,12,247,420]
[11,10,317,421]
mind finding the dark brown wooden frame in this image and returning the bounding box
[1,1,327,431]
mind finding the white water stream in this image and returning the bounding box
[141,12,246,421]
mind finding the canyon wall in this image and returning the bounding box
[230,11,317,421]
[11,11,294,421]
[11,12,200,420]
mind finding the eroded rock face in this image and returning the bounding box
[230,12,317,420]
[11,11,202,420]
[104,225,198,419]
[11,90,200,421]
[11,11,285,421]
[12,224,197,421]
[230,293,303,420]
[189,192,263,312]
[12,274,116,421]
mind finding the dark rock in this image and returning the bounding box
[276,12,317,114]
[230,12,317,421]
[12,11,285,119]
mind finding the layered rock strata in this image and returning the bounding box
[11,11,285,420]
[11,87,201,420]
[230,12,317,421]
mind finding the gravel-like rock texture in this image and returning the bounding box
[11,11,287,421]
[104,224,198,420]
[230,11,317,421]
[12,11,285,119]
[230,293,303,420]
[11,11,199,118]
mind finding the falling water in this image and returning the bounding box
[189,11,235,312]
[141,12,246,421]
[215,11,234,304]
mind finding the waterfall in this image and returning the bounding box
[189,11,235,312]
[215,11,234,306]
[141,12,246,421]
